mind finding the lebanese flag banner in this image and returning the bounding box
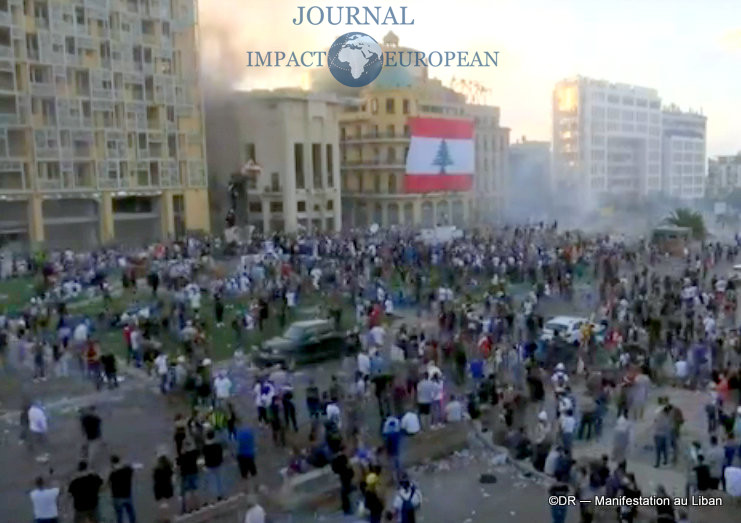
[404,117,475,193]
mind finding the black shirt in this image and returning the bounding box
[178,449,200,476]
[109,465,133,499]
[203,442,223,468]
[69,473,103,511]
[695,464,712,491]
[153,461,174,500]
[81,413,101,441]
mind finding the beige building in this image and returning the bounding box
[206,89,342,234]
[0,0,209,249]
[708,154,741,199]
[340,84,508,229]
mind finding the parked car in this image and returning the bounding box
[253,319,349,369]
[541,316,606,344]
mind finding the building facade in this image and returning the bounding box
[0,0,208,249]
[707,154,741,199]
[552,76,662,203]
[507,138,550,221]
[337,34,508,230]
[661,106,707,200]
[206,89,342,235]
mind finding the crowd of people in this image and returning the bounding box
[3,223,741,522]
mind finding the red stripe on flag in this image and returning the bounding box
[404,174,473,193]
[408,117,474,139]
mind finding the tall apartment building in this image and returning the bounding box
[661,105,707,200]
[707,154,741,199]
[508,138,551,220]
[0,0,208,249]
[206,89,342,235]
[552,76,662,203]
[336,33,508,229]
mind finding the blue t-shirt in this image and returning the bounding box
[236,428,255,457]
[470,360,484,380]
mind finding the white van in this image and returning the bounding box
[541,316,588,343]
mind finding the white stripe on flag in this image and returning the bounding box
[406,137,474,175]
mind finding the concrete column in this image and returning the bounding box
[29,194,44,244]
[183,189,211,232]
[160,191,175,240]
[412,199,422,226]
[99,193,115,244]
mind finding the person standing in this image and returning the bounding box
[392,474,422,523]
[176,439,200,514]
[80,406,103,465]
[29,474,59,523]
[269,396,286,447]
[213,372,232,409]
[416,373,435,431]
[108,455,136,523]
[282,386,298,433]
[236,425,258,484]
[152,453,174,519]
[203,430,225,501]
[68,461,103,523]
[28,401,48,454]
[654,405,671,468]
[154,352,169,394]
[548,480,570,523]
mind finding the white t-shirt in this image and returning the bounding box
[445,401,463,422]
[154,354,168,375]
[560,415,576,434]
[73,323,89,342]
[30,487,59,518]
[675,360,688,379]
[214,377,232,399]
[401,412,421,435]
[357,352,371,375]
[28,406,48,434]
[244,504,266,523]
[326,403,341,425]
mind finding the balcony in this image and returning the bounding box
[0,45,12,59]
[341,132,410,144]
[30,82,55,96]
[341,159,405,169]
[0,112,24,125]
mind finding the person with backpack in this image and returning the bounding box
[392,474,421,523]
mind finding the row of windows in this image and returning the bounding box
[248,200,334,214]
[340,124,410,140]
[363,98,411,115]
[591,91,660,109]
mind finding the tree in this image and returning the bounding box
[663,208,706,240]
[432,139,454,174]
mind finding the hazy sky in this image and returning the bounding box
[198,0,741,156]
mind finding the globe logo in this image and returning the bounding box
[327,32,383,88]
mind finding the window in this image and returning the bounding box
[340,127,346,140]
[249,201,262,213]
[403,125,410,137]
[387,147,396,163]
[370,98,378,114]
[373,174,381,193]
[326,144,334,187]
[327,200,334,210]
[294,143,304,189]
[402,99,410,114]
[269,201,283,213]
[75,6,85,25]
[386,98,395,114]
[297,201,306,212]
[245,143,255,162]
[386,124,394,137]
[388,173,396,193]
[311,143,322,189]
[270,172,280,192]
